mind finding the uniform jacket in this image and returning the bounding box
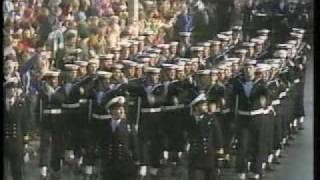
[232,77,269,111]
[185,113,223,168]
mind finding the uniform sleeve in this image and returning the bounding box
[211,118,224,150]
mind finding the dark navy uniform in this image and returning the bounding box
[131,81,165,168]
[185,113,223,180]
[58,80,82,161]
[4,89,25,180]
[99,117,136,180]
[233,77,269,175]
[38,81,64,173]
[86,85,119,167]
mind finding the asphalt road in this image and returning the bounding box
[5,54,313,180]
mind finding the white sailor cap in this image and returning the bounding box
[257,29,271,35]
[145,67,161,73]
[175,61,186,66]
[136,64,145,68]
[64,64,80,71]
[191,58,199,63]
[122,60,138,67]
[250,38,264,45]
[221,61,233,67]
[292,28,305,34]
[144,0,155,6]
[225,57,240,64]
[256,63,271,72]
[105,96,126,109]
[99,54,114,60]
[130,41,139,46]
[196,70,211,75]
[120,41,132,48]
[176,65,185,71]
[110,47,121,52]
[273,50,288,58]
[242,42,255,47]
[287,40,298,45]
[264,58,280,64]
[112,63,124,70]
[74,61,89,67]
[177,58,190,62]
[232,26,242,31]
[136,36,146,41]
[221,31,233,36]
[211,69,219,74]
[290,32,303,39]
[190,93,207,107]
[217,64,227,70]
[139,57,151,63]
[147,48,162,54]
[257,35,268,41]
[157,44,170,49]
[143,30,155,36]
[71,48,82,54]
[217,34,230,41]
[243,60,257,66]
[255,12,268,16]
[88,58,99,65]
[209,40,221,45]
[234,49,248,54]
[191,46,204,51]
[44,70,60,77]
[185,60,193,65]
[179,32,191,36]
[170,41,179,46]
[162,64,177,70]
[148,53,158,58]
[97,71,113,78]
[197,42,211,47]
[276,44,293,49]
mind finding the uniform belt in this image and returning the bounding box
[222,108,230,114]
[162,104,185,111]
[294,79,300,84]
[238,108,265,116]
[271,99,280,105]
[128,101,135,105]
[279,92,287,98]
[79,99,88,103]
[92,113,112,120]
[62,103,80,108]
[264,106,274,114]
[141,108,161,113]
[43,109,62,114]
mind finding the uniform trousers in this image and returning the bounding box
[62,108,81,150]
[273,105,283,150]
[85,118,110,166]
[264,110,275,155]
[236,114,269,174]
[4,138,24,180]
[188,167,218,180]
[138,112,164,167]
[39,114,65,172]
[218,112,235,155]
[101,160,137,180]
[163,108,187,161]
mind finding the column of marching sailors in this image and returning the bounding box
[3,25,309,180]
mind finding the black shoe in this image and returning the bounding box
[247,172,260,179]
[272,157,281,165]
[266,163,276,171]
